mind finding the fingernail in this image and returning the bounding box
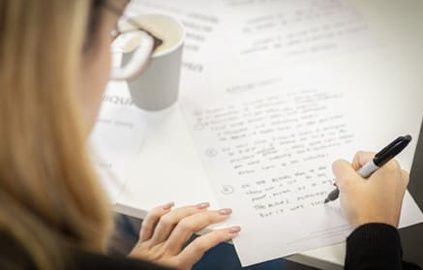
[162,202,174,210]
[229,226,241,234]
[218,208,232,215]
[196,202,210,209]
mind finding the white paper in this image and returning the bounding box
[90,82,146,203]
[121,0,423,266]
[216,0,377,70]
[182,67,423,266]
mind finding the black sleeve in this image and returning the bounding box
[345,223,421,270]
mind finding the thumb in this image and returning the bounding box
[332,159,359,191]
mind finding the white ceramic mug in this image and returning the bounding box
[111,14,185,111]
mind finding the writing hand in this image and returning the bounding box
[332,151,409,228]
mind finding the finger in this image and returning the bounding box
[351,151,375,171]
[383,159,401,174]
[401,169,410,187]
[150,202,210,245]
[165,208,233,254]
[332,159,360,191]
[140,202,174,242]
[176,226,241,269]
[371,159,401,182]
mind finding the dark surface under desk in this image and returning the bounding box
[401,121,423,267]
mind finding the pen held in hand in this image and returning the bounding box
[324,134,412,204]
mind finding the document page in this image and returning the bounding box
[90,82,146,203]
[122,0,423,266]
[217,0,376,70]
[183,68,423,266]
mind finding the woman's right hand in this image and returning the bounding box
[129,202,240,270]
[332,151,409,228]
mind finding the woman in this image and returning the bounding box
[0,1,239,269]
[0,0,418,269]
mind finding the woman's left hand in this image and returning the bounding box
[129,202,240,270]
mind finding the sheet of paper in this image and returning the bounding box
[128,0,377,78]
[182,66,423,266]
[124,0,423,266]
[90,82,146,203]
[216,0,377,70]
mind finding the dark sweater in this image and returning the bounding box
[346,223,421,270]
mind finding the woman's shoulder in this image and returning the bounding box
[68,247,174,270]
[0,231,172,270]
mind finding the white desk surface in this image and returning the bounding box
[112,0,423,269]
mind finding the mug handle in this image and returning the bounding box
[110,31,154,81]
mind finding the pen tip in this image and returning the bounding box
[404,134,412,142]
[324,198,330,204]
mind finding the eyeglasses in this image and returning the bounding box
[104,2,164,81]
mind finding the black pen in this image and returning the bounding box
[324,135,412,203]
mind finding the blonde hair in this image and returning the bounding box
[0,0,112,269]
